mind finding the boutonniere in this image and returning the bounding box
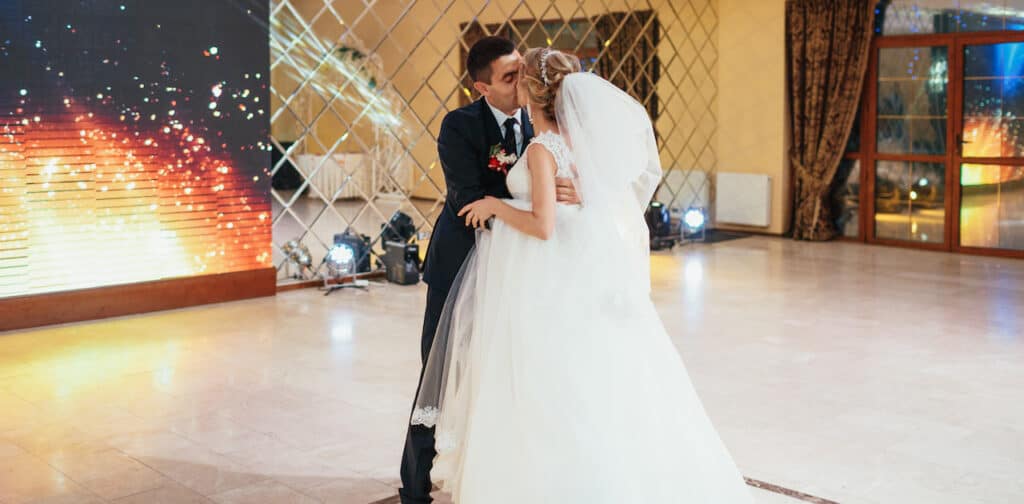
[488,144,518,174]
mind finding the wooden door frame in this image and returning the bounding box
[861,31,1024,258]
[864,34,953,253]
[952,31,1024,258]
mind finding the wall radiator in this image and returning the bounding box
[714,172,772,227]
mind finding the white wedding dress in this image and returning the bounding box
[413,73,753,503]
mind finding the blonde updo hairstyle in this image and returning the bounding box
[520,48,582,123]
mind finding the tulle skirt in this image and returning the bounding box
[422,200,753,503]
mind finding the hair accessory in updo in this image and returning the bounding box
[539,48,552,86]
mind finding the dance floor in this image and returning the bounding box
[1,237,1022,503]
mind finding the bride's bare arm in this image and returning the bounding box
[458,144,557,240]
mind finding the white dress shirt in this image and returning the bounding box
[487,101,525,155]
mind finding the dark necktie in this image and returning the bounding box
[503,117,518,156]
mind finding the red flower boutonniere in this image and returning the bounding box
[488,144,518,175]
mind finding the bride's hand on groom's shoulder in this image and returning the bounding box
[459,196,500,229]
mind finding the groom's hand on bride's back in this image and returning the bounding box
[555,177,581,205]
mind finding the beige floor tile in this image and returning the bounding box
[110,481,213,504]
[0,452,99,504]
[0,237,1021,503]
[209,479,320,504]
[302,475,397,504]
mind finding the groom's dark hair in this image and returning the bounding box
[467,36,516,84]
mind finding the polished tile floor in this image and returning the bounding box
[1,237,1022,504]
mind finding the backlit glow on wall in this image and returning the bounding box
[0,1,272,298]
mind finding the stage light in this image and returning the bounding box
[332,230,372,274]
[380,211,421,285]
[683,207,706,232]
[282,239,313,280]
[382,241,421,285]
[381,210,416,243]
[326,243,356,277]
[645,201,675,250]
[681,207,707,242]
[321,230,373,294]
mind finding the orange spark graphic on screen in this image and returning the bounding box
[0,99,271,297]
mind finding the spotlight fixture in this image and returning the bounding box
[681,207,707,242]
[333,230,372,274]
[380,210,421,285]
[382,240,420,285]
[281,239,314,279]
[644,201,675,250]
[321,230,372,295]
[325,241,356,277]
[381,210,416,243]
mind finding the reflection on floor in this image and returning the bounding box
[0,237,1022,503]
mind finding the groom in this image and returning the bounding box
[399,36,579,503]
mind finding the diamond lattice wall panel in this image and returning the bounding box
[270,0,718,285]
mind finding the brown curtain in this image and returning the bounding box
[594,11,660,122]
[787,0,874,240]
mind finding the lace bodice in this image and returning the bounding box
[506,131,574,201]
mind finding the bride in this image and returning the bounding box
[412,47,753,503]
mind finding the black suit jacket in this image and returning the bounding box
[422,99,533,292]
